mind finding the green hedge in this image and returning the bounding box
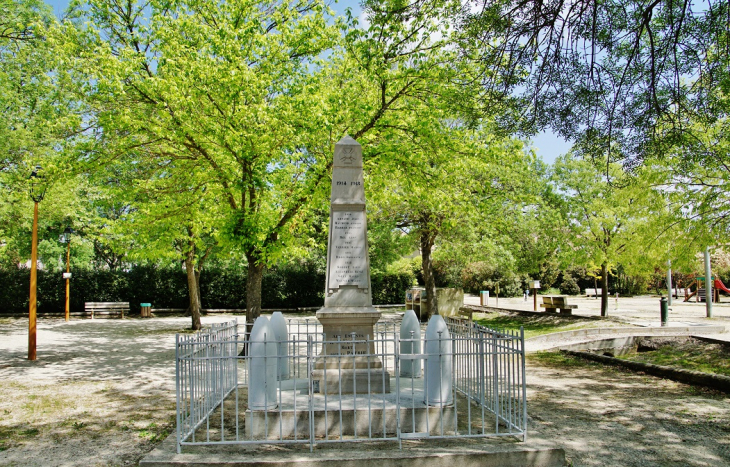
[371,271,414,305]
[0,264,409,315]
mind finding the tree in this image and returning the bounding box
[67,0,343,329]
[85,148,223,329]
[0,0,87,272]
[649,89,730,249]
[456,0,730,167]
[0,0,66,172]
[551,155,665,315]
[368,111,534,318]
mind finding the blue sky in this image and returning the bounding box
[43,0,571,164]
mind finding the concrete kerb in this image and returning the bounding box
[525,324,727,347]
[460,302,728,352]
[140,432,566,467]
[564,350,730,393]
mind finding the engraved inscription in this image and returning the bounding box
[328,210,368,289]
[327,333,369,354]
[340,147,356,165]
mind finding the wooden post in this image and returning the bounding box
[696,279,700,303]
[28,201,38,361]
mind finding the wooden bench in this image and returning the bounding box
[539,296,578,315]
[459,307,475,322]
[84,302,129,319]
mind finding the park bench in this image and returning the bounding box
[585,288,602,298]
[539,296,578,315]
[84,302,129,319]
[459,307,475,322]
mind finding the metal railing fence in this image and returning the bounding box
[445,317,527,436]
[175,316,526,453]
[176,320,239,449]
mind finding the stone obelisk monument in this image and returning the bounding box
[313,136,390,394]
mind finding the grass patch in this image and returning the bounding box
[618,339,730,377]
[0,425,40,450]
[473,312,614,339]
[19,391,74,416]
[137,422,172,442]
[20,427,39,437]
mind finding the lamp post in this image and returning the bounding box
[28,165,47,361]
[60,227,75,322]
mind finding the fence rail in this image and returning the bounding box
[175,316,526,453]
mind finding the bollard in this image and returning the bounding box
[248,316,278,410]
[660,297,668,327]
[424,315,452,406]
[400,309,422,378]
[270,311,290,381]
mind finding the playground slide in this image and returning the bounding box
[715,278,730,294]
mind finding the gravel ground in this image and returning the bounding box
[0,311,729,466]
[526,353,730,466]
[0,316,234,467]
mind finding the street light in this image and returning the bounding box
[60,227,75,322]
[28,165,47,361]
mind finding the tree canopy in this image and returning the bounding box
[1,0,729,325]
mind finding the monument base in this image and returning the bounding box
[311,368,391,394]
[315,308,390,394]
[315,308,382,357]
[245,405,451,439]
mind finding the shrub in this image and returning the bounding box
[372,270,415,305]
[0,261,410,314]
[456,261,524,297]
[559,275,581,295]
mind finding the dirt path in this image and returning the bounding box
[526,354,730,466]
[1,316,728,466]
[0,316,234,467]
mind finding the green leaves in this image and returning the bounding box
[550,154,669,279]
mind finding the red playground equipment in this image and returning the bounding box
[684,275,730,302]
[715,278,730,294]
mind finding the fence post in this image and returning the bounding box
[492,331,499,432]
[307,335,314,452]
[175,334,181,454]
[520,327,527,442]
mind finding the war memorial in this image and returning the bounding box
[144,137,565,466]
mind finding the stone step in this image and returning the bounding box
[140,433,566,467]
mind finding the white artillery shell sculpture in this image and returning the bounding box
[424,314,453,406]
[269,311,290,381]
[399,309,422,378]
[248,316,278,410]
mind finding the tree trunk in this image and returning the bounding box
[245,255,265,345]
[195,245,213,315]
[194,268,203,313]
[420,229,438,321]
[600,262,609,317]
[185,246,202,330]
